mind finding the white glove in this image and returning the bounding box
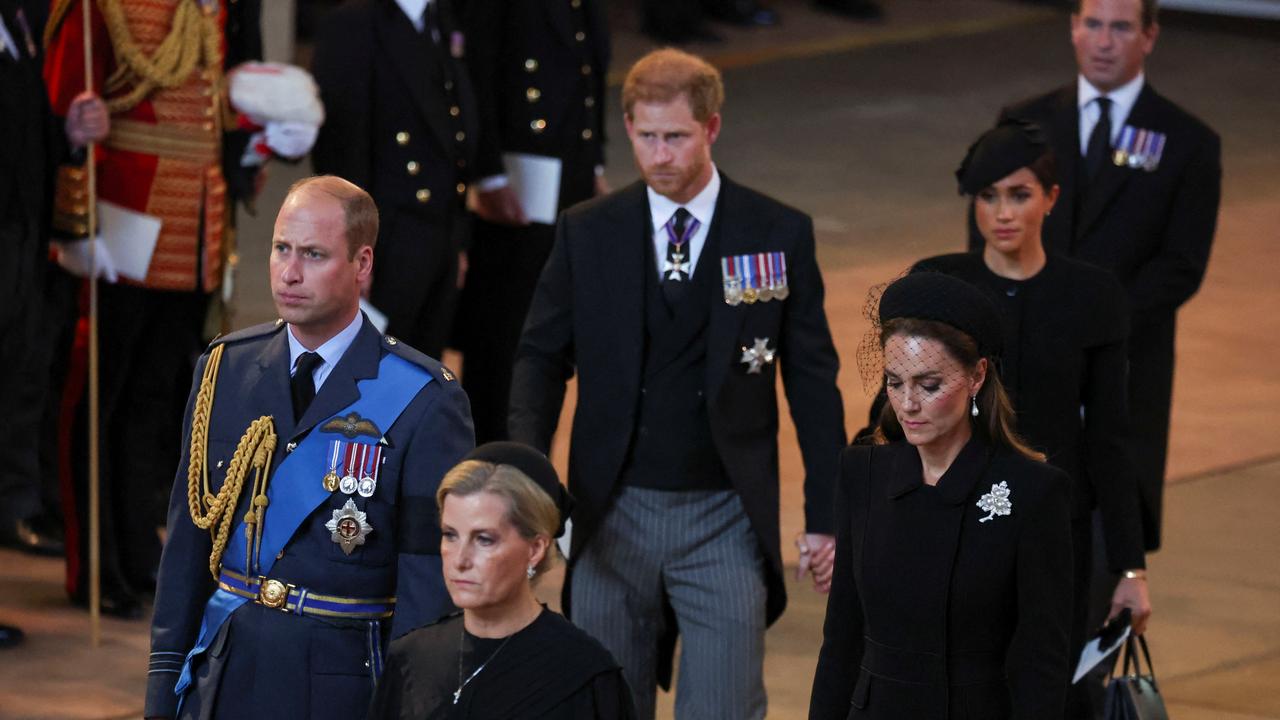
[264,121,319,159]
[54,237,119,283]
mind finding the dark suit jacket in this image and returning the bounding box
[0,0,63,331]
[144,317,474,719]
[810,440,1072,720]
[508,176,846,627]
[999,83,1221,323]
[463,0,608,203]
[995,83,1220,549]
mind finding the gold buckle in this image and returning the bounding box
[257,577,294,610]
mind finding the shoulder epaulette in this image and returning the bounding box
[208,319,286,349]
[381,335,458,383]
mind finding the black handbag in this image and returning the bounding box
[1104,634,1169,720]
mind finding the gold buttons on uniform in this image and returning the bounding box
[582,129,593,140]
[524,58,538,72]
[526,87,541,102]
[531,119,547,133]
[455,131,466,142]
[456,182,466,195]
[575,31,585,42]
[416,189,431,203]
[585,96,596,108]
[396,131,410,145]
[449,105,460,117]
[581,64,592,76]
[571,0,581,7]
[406,161,420,176]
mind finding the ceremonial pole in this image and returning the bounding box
[81,0,102,648]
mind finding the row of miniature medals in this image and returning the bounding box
[323,439,383,497]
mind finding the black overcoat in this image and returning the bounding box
[914,252,1144,572]
[810,440,1073,720]
[995,83,1221,550]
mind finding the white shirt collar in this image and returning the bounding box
[647,165,721,237]
[286,312,364,392]
[394,0,431,32]
[1078,72,1145,119]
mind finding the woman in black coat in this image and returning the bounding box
[917,122,1153,717]
[810,272,1073,719]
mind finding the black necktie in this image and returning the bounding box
[1084,96,1113,183]
[291,352,323,422]
[662,208,694,307]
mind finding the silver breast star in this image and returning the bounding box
[326,498,373,554]
[739,337,776,374]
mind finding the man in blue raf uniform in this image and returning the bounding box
[143,176,474,719]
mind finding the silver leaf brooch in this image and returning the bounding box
[976,481,1012,523]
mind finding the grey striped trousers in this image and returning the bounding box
[570,486,768,720]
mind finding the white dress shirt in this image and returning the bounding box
[286,312,364,393]
[1077,73,1145,153]
[647,166,722,280]
[394,0,431,33]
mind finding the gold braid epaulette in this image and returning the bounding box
[187,343,278,580]
[98,0,224,113]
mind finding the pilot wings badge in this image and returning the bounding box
[976,481,1012,523]
[321,412,381,440]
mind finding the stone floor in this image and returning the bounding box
[2,1,1278,717]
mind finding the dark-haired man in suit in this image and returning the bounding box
[509,48,845,719]
[998,0,1219,553]
[995,0,1220,715]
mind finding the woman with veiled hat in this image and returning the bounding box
[367,442,635,719]
[809,272,1073,719]
[918,121,1152,717]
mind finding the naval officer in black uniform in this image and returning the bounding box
[455,0,610,444]
[143,176,474,719]
[312,0,480,358]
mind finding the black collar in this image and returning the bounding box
[887,436,991,505]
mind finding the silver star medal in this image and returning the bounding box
[739,337,776,374]
[976,481,1012,523]
[663,252,689,281]
[326,498,373,555]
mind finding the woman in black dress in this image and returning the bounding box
[917,122,1152,716]
[810,272,1073,719]
[367,442,634,719]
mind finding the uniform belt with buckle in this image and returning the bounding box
[217,568,395,620]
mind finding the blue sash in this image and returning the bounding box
[174,353,431,698]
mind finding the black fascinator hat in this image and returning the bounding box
[464,442,575,538]
[955,119,1051,196]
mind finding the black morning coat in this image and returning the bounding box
[809,439,1073,720]
[913,252,1145,572]
[508,176,847,637]
[995,82,1222,550]
[311,0,480,352]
